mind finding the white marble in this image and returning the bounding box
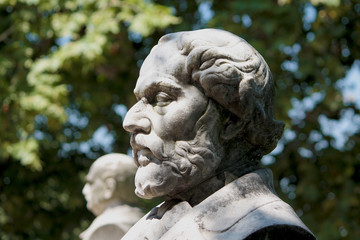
[81,153,143,240]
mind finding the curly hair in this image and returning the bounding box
[158,29,284,155]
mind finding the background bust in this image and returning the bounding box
[80,153,143,240]
[122,29,316,239]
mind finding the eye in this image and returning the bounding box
[154,92,174,107]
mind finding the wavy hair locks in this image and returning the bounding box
[158,29,284,154]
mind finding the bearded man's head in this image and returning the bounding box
[123,29,284,201]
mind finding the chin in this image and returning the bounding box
[134,162,181,199]
[87,203,93,211]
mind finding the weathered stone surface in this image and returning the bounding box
[81,153,143,240]
[122,29,316,239]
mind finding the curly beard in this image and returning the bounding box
[134,102,223,199]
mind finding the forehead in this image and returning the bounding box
[86,164,102,181]
[134,42,188,96]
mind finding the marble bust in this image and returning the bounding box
[122,29,316,239]
[80,153,143,240]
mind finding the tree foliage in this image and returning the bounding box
[0,0,359,239]
[0,0,178,239]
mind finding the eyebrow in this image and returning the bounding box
[135,75,183,100]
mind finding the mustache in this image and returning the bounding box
[130,133,171,163]
[130,134,196,177]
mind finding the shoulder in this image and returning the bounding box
[205,199,316,240]
[122,200,193,240]
[97,205,143,229]
[162,170,316,239]
[83,206,142,240]
[89,224,125,240]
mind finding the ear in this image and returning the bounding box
[220,119,247,141]
[103,178,116,200]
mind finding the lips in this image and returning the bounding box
[131,140,153,167]
[130,134,164,167]
[131,138,153,167]
[133,144,163,168]
[137,149,152,167]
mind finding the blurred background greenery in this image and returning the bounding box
[0,0,359,239]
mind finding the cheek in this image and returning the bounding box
[160,100,207,139]
[91,183,103,200]
[156,113,192,140]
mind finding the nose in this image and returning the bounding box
[82,184,89,195]
[123,100,151,134]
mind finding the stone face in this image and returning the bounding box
[122,29,316,240]
[81,153,143,240]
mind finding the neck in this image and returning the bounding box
[169,174,225,206]
[105,199,123,209]
[95,199,123,216]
